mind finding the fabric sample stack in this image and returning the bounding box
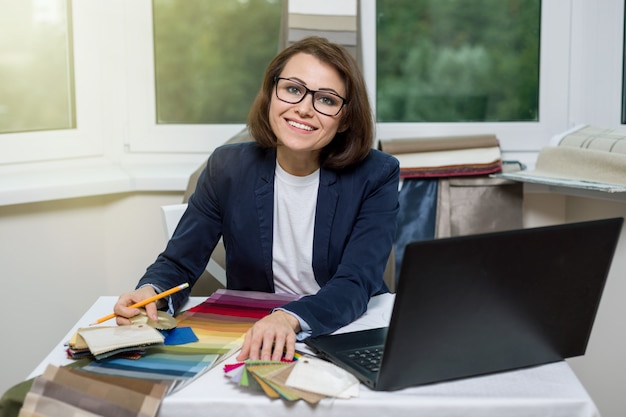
[17,289,302,416]
[378,134,502,178]
[225,355,359,403]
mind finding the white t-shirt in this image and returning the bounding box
[272,161,322,295]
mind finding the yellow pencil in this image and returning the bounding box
[90,282,189,325]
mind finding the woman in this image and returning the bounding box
[113,36,399,362]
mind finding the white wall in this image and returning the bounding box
[0,191,182,397]
[524,190,626,417]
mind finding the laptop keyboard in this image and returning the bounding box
[344,347,384,372]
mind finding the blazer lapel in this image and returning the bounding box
[255,149,277,290]
[312,168,339,283]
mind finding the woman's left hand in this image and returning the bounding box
[236,310,301,362]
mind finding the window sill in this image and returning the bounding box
[0,157,206,207]
[1,150,536,207]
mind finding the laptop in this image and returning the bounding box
[305,217,623,391]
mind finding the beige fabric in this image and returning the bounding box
[382,248,396,293]
[435,177,523,239]
[288,14,357,32]
[279,1,360,66]
[526,146,626,187]
[379,134,499,154]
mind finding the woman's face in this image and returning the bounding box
[269,53,346,173]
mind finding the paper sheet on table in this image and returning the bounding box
[286,355,359,398]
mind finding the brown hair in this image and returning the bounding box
[247,36,374,169]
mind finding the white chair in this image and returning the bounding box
[160,203,227,292]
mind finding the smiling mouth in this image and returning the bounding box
[287,120,315,131]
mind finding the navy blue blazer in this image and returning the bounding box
[138,141,400,337]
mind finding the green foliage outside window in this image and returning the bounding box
[376,0,540,123]
[153,0,282,124]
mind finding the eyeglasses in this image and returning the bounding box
[274,77,347,117]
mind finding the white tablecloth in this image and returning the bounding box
[30,295,600,417]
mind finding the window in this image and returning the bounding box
[152,0,282,124]
[0,0,75,134]
[622,3,626,124]
[376,0,540,123]
[126,0,283,153]
[1,0,623,205]
[0,0,104,166]
[361,1,572,154]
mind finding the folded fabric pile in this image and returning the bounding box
[73,324,166,360]
[378,134,502,178]
[19,365,168,417]
[517,125,626,187]
[66,310,179,360]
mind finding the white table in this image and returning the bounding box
[30,295,600,417]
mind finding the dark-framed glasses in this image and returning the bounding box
[274,77,347,116]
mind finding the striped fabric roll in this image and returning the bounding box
[19,365,168,417]
[281,1,359,64]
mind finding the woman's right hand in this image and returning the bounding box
[113,286,160,325]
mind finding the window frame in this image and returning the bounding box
[361,0,571,159]
[568,0,624,129]
[124,0,253,154]
[0,0,105,165]
[1,0,625,206]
